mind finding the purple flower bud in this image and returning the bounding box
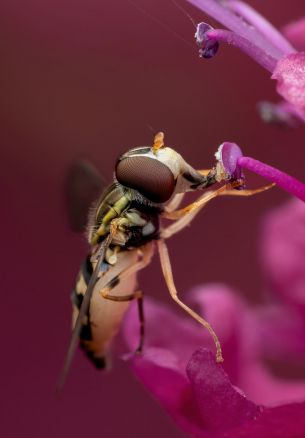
[215,142,245,186]
[195,22,219,59]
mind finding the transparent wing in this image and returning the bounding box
[64,160,107,232]
[57,234,113,392]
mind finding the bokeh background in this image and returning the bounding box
[1,1,305,437]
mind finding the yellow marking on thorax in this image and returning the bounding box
[91,195,130,245]
[102,196,130,224]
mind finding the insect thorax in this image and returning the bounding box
[88,183,161,248]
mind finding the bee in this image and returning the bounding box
[59,133,270,388]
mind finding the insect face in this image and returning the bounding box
[116,147,176,203]
[115,142,213,204]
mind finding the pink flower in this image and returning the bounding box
[189,0,305,122]
[122,288,305,436]
[122,197,305,437]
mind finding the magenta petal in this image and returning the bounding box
[123,286,247,376]
[272,52,305,121]
[258,305,305,361]
[260,199,305,312]
[128,347,206,437]
[227,402,305,438]
[123,297,210,374]
[130,347,188,409]
[283,17,305,51]
[187,349,261,430]
[189,284,249,381]
[123,291,305,435]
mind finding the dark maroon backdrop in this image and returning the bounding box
[1,1,305,437]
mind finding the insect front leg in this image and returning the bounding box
[161,183,274,239]
[162,186,226,221]
[164,167,219,215]
[164,193,186,213]
[161,187,223,239]
[157,238,224,363]
[217,183,274,197]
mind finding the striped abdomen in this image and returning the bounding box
[71,249,138,368]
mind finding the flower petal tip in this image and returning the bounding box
[187,348,261,429]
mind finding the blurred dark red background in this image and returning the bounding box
[1,1,305,437]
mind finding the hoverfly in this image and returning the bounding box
[59,133,270,388]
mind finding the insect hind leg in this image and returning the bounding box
[157,238,223,363]
[101,288,145,354]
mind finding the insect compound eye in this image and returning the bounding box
[115,156,176,203]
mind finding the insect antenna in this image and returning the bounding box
[57,233,113,393]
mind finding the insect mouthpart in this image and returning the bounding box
[115,154,176,203]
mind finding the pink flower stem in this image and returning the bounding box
[238,156,305,202]
[228,1,295,55]
[207,29,277,72]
